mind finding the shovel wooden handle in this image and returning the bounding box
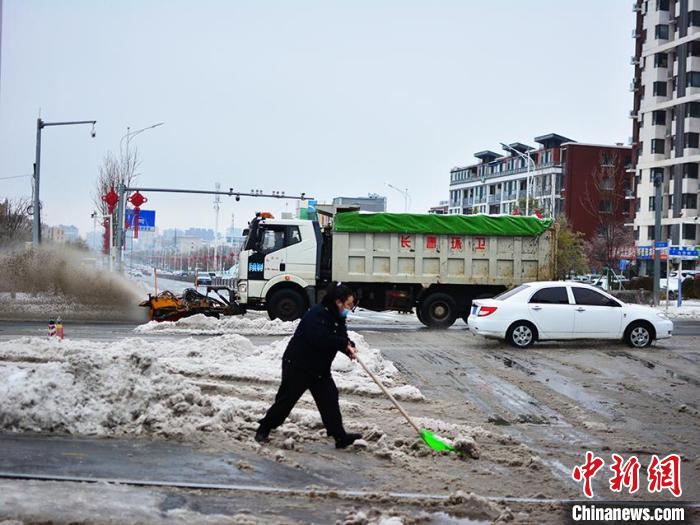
[355,355,422,437]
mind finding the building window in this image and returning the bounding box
[634,227,640,240]
[683,163,699,178]
[651,139,665,154]
[686,132,700,148]
[652,110,666,125]
[654,52,668,67]
[648,225,656,240]
[599,200,612,213]
[653,81,667,96]
[689,11,700,27]
[656,0,669,10]
[687,102,700,118]
[635,199,640,212]
[648,196,656,211]
[682,193,698,209]
[687,71,700,88]
[683,224,697,239]
[650,167,664,183]
[655,24,670,39]
[691,41,700,57]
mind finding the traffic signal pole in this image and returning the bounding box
[113,185,312,272]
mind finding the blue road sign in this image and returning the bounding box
[669,246,699,258]
[125,209,156,231]
[654,241,668,249]
[307,199,317,213]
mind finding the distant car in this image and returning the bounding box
[660,270,699,293]
[196,273,212,286]
[468,281,673,349]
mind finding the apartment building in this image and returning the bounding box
[631,0,700,269]
[448,134,632,239]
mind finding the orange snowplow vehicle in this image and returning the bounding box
[139,286,245,322]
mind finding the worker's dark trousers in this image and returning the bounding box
[258,359,346,438]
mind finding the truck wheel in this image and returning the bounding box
[268,289,306,321]
[420,293,457,328]
[416,306,425,325]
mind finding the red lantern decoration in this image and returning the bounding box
[102,187,119,214]
[127,191,148,239]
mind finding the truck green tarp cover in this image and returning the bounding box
[334,212,552,237]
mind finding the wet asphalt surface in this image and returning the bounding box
[0,318,698,524]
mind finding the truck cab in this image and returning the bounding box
[237,213,322,320]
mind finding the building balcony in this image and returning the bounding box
[487,194,501,204]
[449,163,561,186]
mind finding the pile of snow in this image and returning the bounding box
[656,299,700,320]
[135,313,298,336]
[0,331,423,439]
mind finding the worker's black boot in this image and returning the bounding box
[254,427,270,444]
[335,432,362,449]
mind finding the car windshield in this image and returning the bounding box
[493,284,529,301]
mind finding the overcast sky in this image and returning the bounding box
[1,0,632,237]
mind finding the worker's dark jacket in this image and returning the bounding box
[283,304,351,376]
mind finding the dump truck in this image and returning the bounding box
[235,211,554,328]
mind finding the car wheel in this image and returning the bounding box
[268,289,306,321]
[506,321,536,348]
[419,293,457,328]
[624,321,653,348]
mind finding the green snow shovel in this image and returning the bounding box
[356,355,455,452]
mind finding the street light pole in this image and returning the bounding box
[115,122,164,271]
[32,118,97,245]
[653,171,663,306]
[385,182,410,212]
[500,143,536,216]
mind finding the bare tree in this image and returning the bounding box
[92,148,140,214]
[579,152,633,270]
[0,197,32,246]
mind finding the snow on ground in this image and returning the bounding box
[136,312,298,336]
[135,307,421,337]
[0,331,423,440]
[655,299,700,320]
[348,308,421,326]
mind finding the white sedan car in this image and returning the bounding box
[468,281,673,349]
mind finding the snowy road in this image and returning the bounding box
[0,315,699,524]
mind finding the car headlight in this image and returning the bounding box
[657,312,669,320]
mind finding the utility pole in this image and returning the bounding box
[653,171,663,306]
[32,118,96,244]
[213,182,221,272]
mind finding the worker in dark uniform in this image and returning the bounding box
[255,283,362,449]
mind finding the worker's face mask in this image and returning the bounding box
[337,297,354,318]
